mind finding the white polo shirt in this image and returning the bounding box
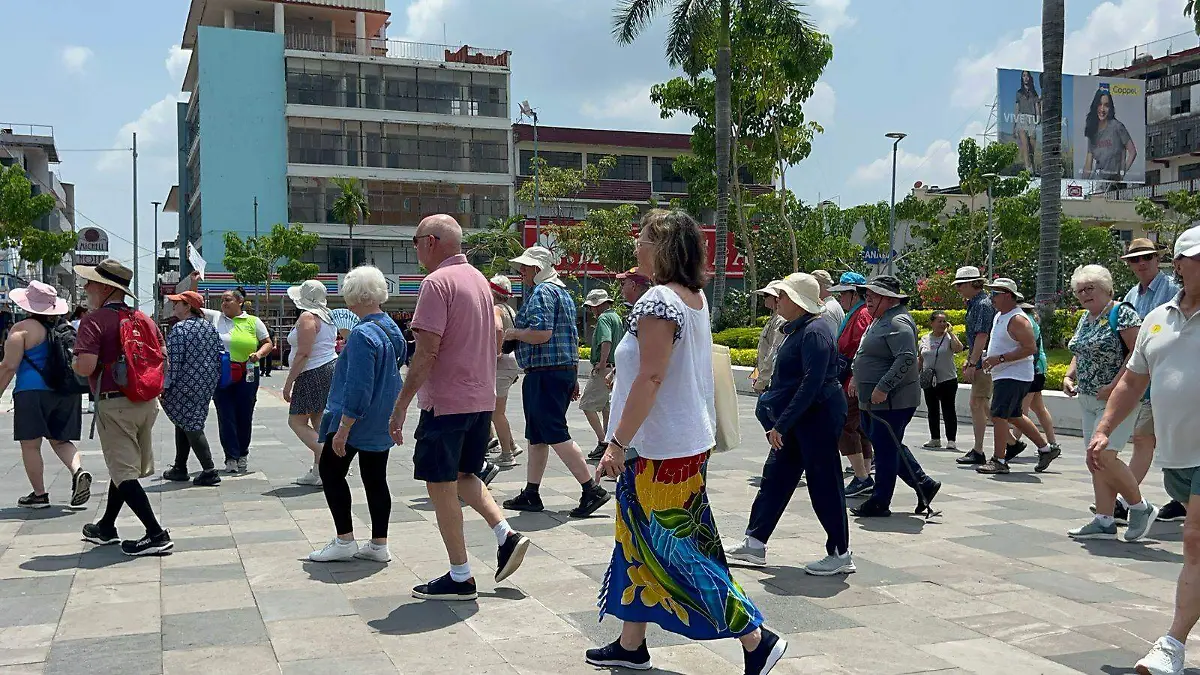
[1126,292,1200,469]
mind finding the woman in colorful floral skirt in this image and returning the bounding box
[589,209,786,675]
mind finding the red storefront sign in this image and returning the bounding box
[521,219,745,277]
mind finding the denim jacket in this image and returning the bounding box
[756,314,843,435]
[319,313,407,451]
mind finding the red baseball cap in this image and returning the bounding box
[616,267,650,285]
[166,290,204,310]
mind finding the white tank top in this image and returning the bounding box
[987,307,1035,381]
[288,314,338,372]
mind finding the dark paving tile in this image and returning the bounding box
[0,593,67,627]
[46,633,162,675]
[953,534,1061,559]
[352,594,474,636]
[748,592,862,633]
[1006,570,1141,604]
[1043,647,1193,674]
[562,609,689,648]
[172,535,238,551]
[161,563,247,587]
[232,530,306,546]
[573,563,610,584]
[975,524,1068,546]
[162,607,269,650]
[0,575,74,598]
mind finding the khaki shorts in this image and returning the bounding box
[96,396,158,484]
[970,371,993,399]
[1134,401,1155,438]
[496,368,520,399]
[578,367,612,413]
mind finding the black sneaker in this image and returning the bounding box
[977,458,1010,475]
[588,442,607,460]
[956,450,986,465]
[503,489,544,512]
[193,469,222,487]
[585,639,652,670]
[850,499,891,518]
[916,480,941,515]
[570,485,611,518]
[495,532,531,583]
[82,522,120,546]
[69,469,92,509]
[477,461,500,487]
[412,572,478,601]
[122,530,174,557]
[1034,444,1061,473]
[162,465,190,482]
[1158,500,1188,522]
[1005,440,1028,460]
[17,492,50,509]
[744,626,788,675]
[1113,500,1130,526]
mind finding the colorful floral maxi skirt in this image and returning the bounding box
[598,452,764,640]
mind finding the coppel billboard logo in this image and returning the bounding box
[1101,81,1142,97]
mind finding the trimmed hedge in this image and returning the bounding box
[712,326,763,349]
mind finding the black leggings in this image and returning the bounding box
[923,380,958,442]
[174,426,215,471]
[319,437,391,540]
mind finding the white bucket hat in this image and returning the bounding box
[287,279,333,323]
[775,273,825,315]
[987,277,1024,301]
[583,289,613,307]
[752,280,783,298]
[953,266,985,284]
[511,246,566,287]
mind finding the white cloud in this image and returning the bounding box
[579,82,696,133]
[951,0,1194,109]
[806,82,836,126]
[166,45,191,85]
[98,93,189,172]
[808,0,855,35]
[396,0,454,42]
[60,46,93,74]
[851,121,987,189]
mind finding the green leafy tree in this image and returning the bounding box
[0,165,75,281]
[1037,0,1066,318]
[1135,191,1200,250]
[1187,0,1200,34]
[465,215,525,278]
[223,223,320,313]
[613,0,818,325]
[515,155,615,221]
[330,177,369,267]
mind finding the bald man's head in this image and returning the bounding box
[417,214,463,251]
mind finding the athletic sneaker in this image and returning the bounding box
[1125,502,1160,543]
[495,532,531,582]
[82,522,119,545]
[503,490,544,512]
[570,485,611,518]
[193,469,221,487]
[844,476,874,498]
[236,457,249,474]
[412,573,477,601]
[956,449,986,465]
[1034,444,1061,473]
[743,626,788,675]
[486,437,501,456]
[588,443,607,460]
[1005,440,1028,460]
[162,466,190,482]
[294,467,321,487]
[976,458,1010,475]
[478,461,500,487]
[1068,519,1118,540]
[18,492,50,509]
[495,453,517,469]
[805,552,856,576]
[224,459,238,474]
[354,542,391,563]
[1158,500,1188,523]
[1088,501,1130,526]
[724,540,766,566]
[308,537,359,562]
[585,639,652,671]
[122,530,174,556]
[922,439,941,449]
[69,469,92,509]
[1136,636,1184,675]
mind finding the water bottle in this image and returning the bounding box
[245,365,257,383]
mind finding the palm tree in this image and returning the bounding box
[612,0,812,324]
[1036,0,1064,316]
[331,177,370,270]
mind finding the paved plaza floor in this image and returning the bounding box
[0,373,1197,674]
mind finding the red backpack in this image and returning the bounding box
[110,307,165,402]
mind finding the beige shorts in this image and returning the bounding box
[496,368,520,399]
[1134,401,1155,438]
[96,396,158,484]
[579,367,612,413]
[970,371,993,399]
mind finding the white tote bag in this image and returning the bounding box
[711,344,741,453]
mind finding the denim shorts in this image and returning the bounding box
[522,367,575,446]
[412,409,491,483]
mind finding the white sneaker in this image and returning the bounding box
[946,440,957,450]
[308,537,359,562]
[496,453,517,469]
[804,551,857,576]
[294,467,322,487]
[224,460,238,474]
[724,540,766,566]
[1136,636,1184,675]
[354,542,391,563]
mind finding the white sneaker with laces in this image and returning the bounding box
[309,537,359,562]
[294,467,322,486]
[1136,636,1184,675]
[724,540,766,566]
[224,459,238,474]
[354,542,391,563]
[804,551,856,576]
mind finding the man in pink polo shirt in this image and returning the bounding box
[389,214,531,601]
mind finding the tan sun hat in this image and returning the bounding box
[583,289,613,307]
[752,280,783,298]
[286,279,333,323]
[774,273,825,315]
[74,258,136,300]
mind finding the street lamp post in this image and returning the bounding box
[151,200,161,322]
[519,100,540,244]
[983,172,998,279]
[885,132,907,275]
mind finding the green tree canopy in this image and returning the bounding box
[223,223,320,305]
[0,165,76,277]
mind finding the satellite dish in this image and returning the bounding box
[519,100,534,117]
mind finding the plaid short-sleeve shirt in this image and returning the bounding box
[965,291,996,367]
[515,282,579,369]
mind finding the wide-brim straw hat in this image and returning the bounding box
[74,258,136,300]
[952,266,985,284]
[775,273,826,315]
[11,280,68,316]
[987,277,1025,302]
[286,279,333,323]
[1121,237,1164,260]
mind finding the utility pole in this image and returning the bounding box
[151,200,161,321]
[885,132,907,275]
[253,196,260,315]
[983,173,998,278]
[132,132,139,306]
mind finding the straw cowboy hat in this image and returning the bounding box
[510,246,566,287]
[287,279,333,323]
[583,289,614,308]
[987,277,1024,301]
[74,258,136,300]
[952,266,986,284]
[11,281,69,317]
[489,274,513,298]
[857,275,909,300]
[752,280,784,297]
[1121,237,1164,260]
[775,273,826,315]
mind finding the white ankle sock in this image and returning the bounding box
[449,562,472,582]
[1094,514,1115,526]
[746,536,766,550]
[494,520,515,546]
[1037,445,1051,453]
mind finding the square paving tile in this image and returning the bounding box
[255,586,354,622]
[162,645,281,675]
[45,633,162,675]
[162,607,269,651]
[265,616,380,663]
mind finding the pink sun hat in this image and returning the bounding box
[11,281,69,317]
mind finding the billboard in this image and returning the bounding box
[997,68,1146,183]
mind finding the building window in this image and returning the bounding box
[287,118,508,174]
[1180,162,1200,181]
[284,59,508,118]
[519,150,582,175]
[652,157,687,193]
[288,177,509,230]
[1146,169,1161,185]
[588,154,649,181]
[1148,91,1171,125]
[1172,87,1192,117]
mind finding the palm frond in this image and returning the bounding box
[613,0,671,44]
[666,0,716,73]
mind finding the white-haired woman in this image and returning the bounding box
[1064,264,1157,542]
[309,266,408,563]
[489,274,523,468]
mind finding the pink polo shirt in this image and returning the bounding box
[410,254,497,415]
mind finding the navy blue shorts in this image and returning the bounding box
[522,367,575,446]
[412,409,491,483]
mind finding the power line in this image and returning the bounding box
[56,148,134,153]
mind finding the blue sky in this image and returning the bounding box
[0,0,1193,306]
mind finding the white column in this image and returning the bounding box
[355,11,366,55]
[223,8,234,28]
[274,2,284,33]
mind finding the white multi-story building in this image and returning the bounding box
[0,124,75,296]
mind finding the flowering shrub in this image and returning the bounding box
[915,270,964,310]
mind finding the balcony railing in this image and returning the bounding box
[1091,30,1200,74]
[283,32,509,67]
[1116,178,1200,201]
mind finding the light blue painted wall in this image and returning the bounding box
[196,26,287,272]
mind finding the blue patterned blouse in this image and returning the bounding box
[161,315,223,432]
